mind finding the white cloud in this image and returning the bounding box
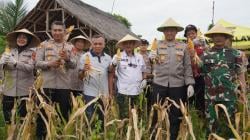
[26,0,250,41]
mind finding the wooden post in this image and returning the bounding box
[89,29,93,38]
[62,10,65,22]
[46,10,49,32]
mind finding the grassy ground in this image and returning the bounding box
[0,99,7,140]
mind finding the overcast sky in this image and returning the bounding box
[5,0,250,41]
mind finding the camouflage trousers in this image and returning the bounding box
[205,100,237,138]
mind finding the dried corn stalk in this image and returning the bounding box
[214,104,242,140]
[132,109,140,140]
[208,133,225,140]
[179,100,196,140]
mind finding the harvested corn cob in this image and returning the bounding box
[34,69,44,90]
[151,38,157,51]
[150,38,158,64]
[116,48,121,59]
[83,54,101,82]
[187,38,201,65]
[5,47,11,54]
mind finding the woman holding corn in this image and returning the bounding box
[0,28,40,124]
[69,35,91,96]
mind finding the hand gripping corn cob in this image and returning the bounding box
[187,38,201,65]
[151,38,158,64]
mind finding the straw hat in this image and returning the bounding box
[116,34,141,48]
[157,18,184,32]
[70,35,91,48]
[204,24,233,38]
[6,28,40,48]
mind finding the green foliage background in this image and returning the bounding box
[0,35,6,54]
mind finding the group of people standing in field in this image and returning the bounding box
[0,18,248,140]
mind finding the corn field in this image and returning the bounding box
[0,86,250,140]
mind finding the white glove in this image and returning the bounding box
[149,51,157,59]
[5,55,17,65]
[139,79,147,90]
[0,54,10,64]
[187,85,194,98]
[112,55,121,66]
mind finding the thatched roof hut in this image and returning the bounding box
[16,0,135,41]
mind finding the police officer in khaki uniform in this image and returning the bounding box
[35,21,76,138]
[0,29,40,124]
[149,18,195,140]
[69,35,91,96]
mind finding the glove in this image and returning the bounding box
[5,55,17,65]
[149,51,157,59]
[0,54,10,64]
[187,85,194,98]
[112,55,121,66]
[139,79,147,90]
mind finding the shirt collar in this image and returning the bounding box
[90,49,105,57]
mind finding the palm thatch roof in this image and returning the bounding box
[16,0,135,41]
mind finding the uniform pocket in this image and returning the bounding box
[176,51,184,61]
[158,48,168,62]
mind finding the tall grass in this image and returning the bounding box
[0,87,249,139]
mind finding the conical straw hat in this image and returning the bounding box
[116,34,140,48]
[157,18,184,32]
[70,35,91,48]
[204,24,233,38]
[6,28,40,48]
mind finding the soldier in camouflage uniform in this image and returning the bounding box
[200,24,245,137]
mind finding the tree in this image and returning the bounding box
[0,35,6,54]
[0,0,27,35]
[112,13,132,29]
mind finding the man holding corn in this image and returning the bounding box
[110,34,147,119]
[35,21,76,138]
[149,18,195,140]
[79,34,112,123]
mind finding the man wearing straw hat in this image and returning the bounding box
[110,34,147,119]
[149,18,195,140]
[201,24,245,138]
[70,35,91,96]
[35,21,76,138]
[0,28,40,125]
